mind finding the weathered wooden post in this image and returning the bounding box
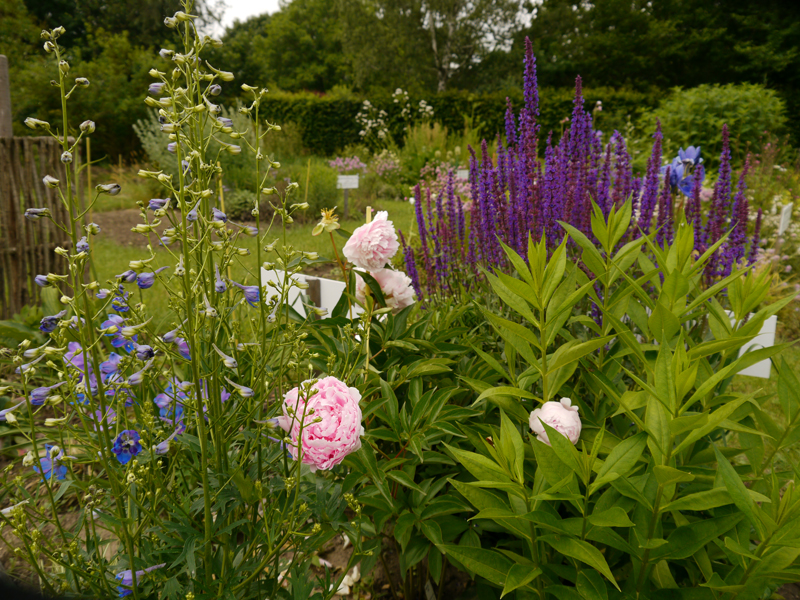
[0,55,12,138]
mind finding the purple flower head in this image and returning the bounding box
[116,563,166,598]
[102,314,126,334]
[230,280,259,307]
[0,401,24,422]
[637,121,663,234]
[96,288,111,299]
[39,310,66,334]
[116,270,137,284]
[212,207,227,222]
[174,338,191,361]
[111,430,142,465]
[64,342,87,371]
[186,201,200,222]
[100,353,123,376]
[25,208,50,221]
[148,198,169,211]
[522,36,539,119]
[504,97,517,146]
[167,142,177,154]
[90,407,116,432]
[749,208,763,264]
[137,266,168,290]
[29,382,65,406]
[34,274,49,287]
[112,287,130,313]
[148,82,165,95]
[34,444,67,481]
[77,236,89,253]
[134,344,154,361]
[214,264,227,293]
[217,116,233,128]
[153,428,181,455]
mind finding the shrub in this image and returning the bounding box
[643,83,787,167]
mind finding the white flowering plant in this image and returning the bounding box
[1,5,371,599]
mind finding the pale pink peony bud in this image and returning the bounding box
[529,398,581,446]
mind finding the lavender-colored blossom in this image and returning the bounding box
[212,207,227,222]
[148,198,169,211]
[721,160,751,276]
[678,146,702,166]
[116,270,137,283]
[111,430,142,465]
[186,201,200,222]
[167,142,177,153]
[655,169,674,246]
[90,407,116,432]
[230,280,259,307]
[134,344,155,361]
[76,236,89,253]
[25,208,50,220]
[96,288,111,299]
[100,353,123,376]
[39,310,66,334]
[116,563,166,598]
[137,266,168,290]
[0,401,24,422]
[148,82,165,95]
[174,338,191,360]
[34,274,49,287]
[29,382,65,406]
[749,209,763,264]
[213,263,227,293]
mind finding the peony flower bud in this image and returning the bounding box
[529,398,582,446]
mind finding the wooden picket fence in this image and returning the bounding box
[0,136,72,319]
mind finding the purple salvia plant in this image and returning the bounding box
[749,208,763,265]
[505,97,517,147]
[705,125,733,282]
[637,121,663,235]
[721,159,751,276]
[655,169,674,246]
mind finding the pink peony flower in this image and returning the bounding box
[529,398,581,446]
[342,211,399,270]
[278,377,364,471]
[355,268,415,313]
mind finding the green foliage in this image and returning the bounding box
[643,84,787,166]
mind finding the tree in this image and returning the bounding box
[338,0,523,92]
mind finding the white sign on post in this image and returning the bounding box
[336,175,359,190]
[779,202,793,236]
[456,168,469,180]
[259,268,364,320]
[736,315,778,379]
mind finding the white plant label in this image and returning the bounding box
[779,202,793,236]
[456,168,469,180]
[336,174,359,189]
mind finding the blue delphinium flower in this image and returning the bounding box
[100,352,123,376]
[116,270,137,283]
[214,264,226,293]
[29,382,65,406]
[148,82,165,95]
[229,280,259,307]
[34,274,49,287]
[112,430,142,465]
[39,310,66,334]
[34,444,68,481]
[115,563,166,598]
[76,236,89,253]
[148,198,169,211]
[137,266,168,289]
[174,338,191,360]
[134,344,155,361]
[211,207,227,222]
[112,286,130,313]
[96,288,111,299]
[167,142,177,154]
[25,207,51,220]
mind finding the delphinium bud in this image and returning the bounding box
[75,77,89,87]
[43,175,60,188]
[96,183,121,196]
[159,49,174,60]
[24,118,49,129]
[208,84,221,96]
[80,120,95,134]
[44,41,55,53]
[164,16,178,28]
[60,151,72,164]
[58,61,69,73]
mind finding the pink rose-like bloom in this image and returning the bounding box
[342,211,399,270]
[355,268,415,313]
[529,398,581,446]
[278,377,364,471]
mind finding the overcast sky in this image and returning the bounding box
[209,0,282,34]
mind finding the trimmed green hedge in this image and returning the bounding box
[259,87,662,156]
